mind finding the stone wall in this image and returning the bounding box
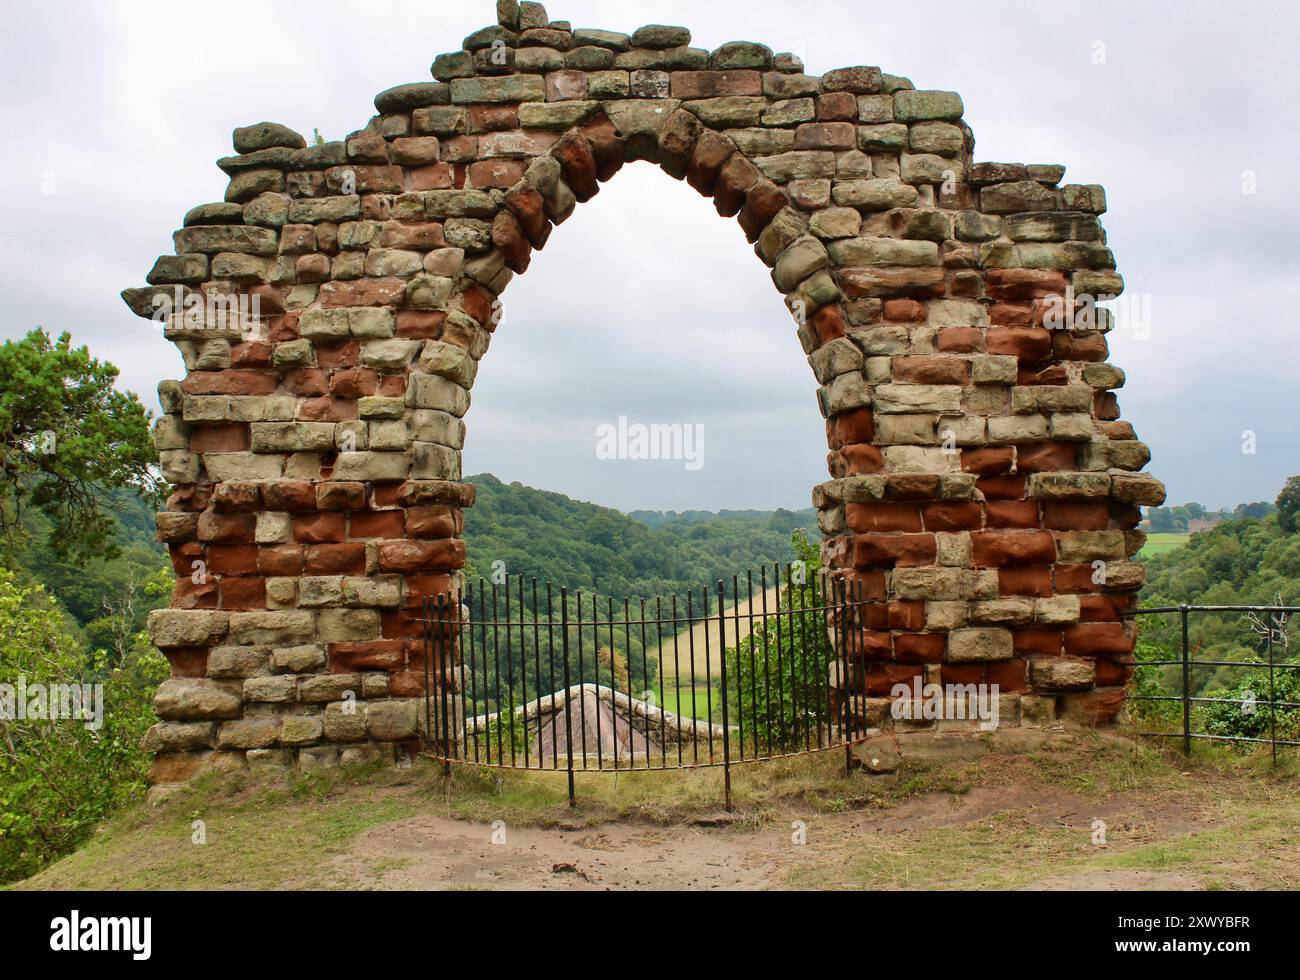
[126,1,1163,782]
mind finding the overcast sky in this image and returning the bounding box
[2,0,1296,514]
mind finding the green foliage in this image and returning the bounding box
[0,329,159,565]
[0,570,168,883]
[1146,500,1275,533]
[724,532,835,754]
[1201,664,1300,744]
[462,473,819,596]
[1277,475,1300,535]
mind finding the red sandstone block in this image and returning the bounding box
[854,533,936,569]
[973,530,1056,566]
[1054,563,1105,594]
[985,658,1030,693]
[1060,687,1125,724]
[810,305,847,345]
[406,164,454,191]
[714,154,761,217]
[206,544,260,576]
[670,70,762,99]
[169,541,203,576]
[263,482,317,512]
[817,91,858,121]
[467,104,517,133]
[935,327,983,353]
[230,341,272,368]
[190,423,250,454]
[892,355,969,385]
[1018,442,1080,473]
[1079,595,1122,622]
[406,506,460,539]
[1044,501,1111,531]
[328,367,378,399]
[212,482,261,513]
[319,277,407,309]
[1064,622,1133,658]
[381,608,425,640]
[1053,331,1108,362]
[582,116,625,183]
[1012,628,1063,656]
[840,570,888,601]
[828,407,875,448]
[294,512,346,544]
[396,311,446,339]
[284,368,328,397]
[889,601,927,631]
[165,649,210,679]
[350,510,406,539]
[330,640,406,673]
[467,158,527,190]
[219,576,266,611]
[171,576,218,610]
[882,298,927,322]
[268,315,300,343]
[989,302,1032,327]
[1094,661,1134,687]
[298,396,358,422]
[922,502,983,532]
[317,483,367,512]
[985,269,1067,301]
[998,566,1054,597]
[862,664,921,696]
[977,474,1027,500]
[304,543,366,575]
[258,545,305,576]
[738,180,786,242]
[378,375,406,397]
[315,340,360,370]
[894,633,946,664]
[939,664,985,687]
[986,327,1052,359]
[181,370,277,396]
[401,574,457,608]
[985,500,1040,529]
[1018,364,1068,387]
[846,502,923,533]
[388,670,427,698]
[961,447,1015,476]
[377,539,466,574]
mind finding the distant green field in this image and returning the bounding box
[1141,532,1191,557]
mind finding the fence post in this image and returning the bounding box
[839,579,852,777]
[1180,604,1191,757]
[560,587,575,806]
[1268,624,1277,768]
[717,581,732,813]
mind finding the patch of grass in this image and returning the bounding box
[1140,532,1190,557]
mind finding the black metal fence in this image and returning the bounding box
[1127,605,1300,764]
[420,567,874,808]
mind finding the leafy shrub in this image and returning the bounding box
[724,533,835,754]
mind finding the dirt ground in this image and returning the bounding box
[333,779,1242,891]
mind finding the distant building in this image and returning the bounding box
[1188,516,1222,535]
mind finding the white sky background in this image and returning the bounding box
[1,0,1296,513]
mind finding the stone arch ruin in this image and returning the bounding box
[128,3,1165,780]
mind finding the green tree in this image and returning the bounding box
[0,329,159,565]
[1277,476,1300,534]
[0,570,167,883]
